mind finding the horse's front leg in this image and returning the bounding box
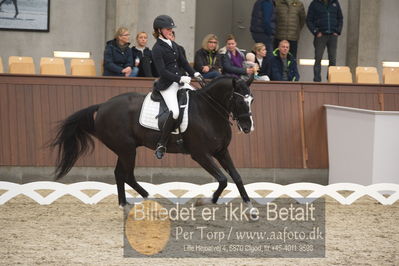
[191,153,228,205]
[13,0,18,18]
[215,149,258,218]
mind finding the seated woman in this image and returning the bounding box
[220,34,254,78]
[103,27,134,77]
[253,43,271,81]
[131,32,158,77]
[194,34,222,79]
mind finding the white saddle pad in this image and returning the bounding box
[139,91,189,134]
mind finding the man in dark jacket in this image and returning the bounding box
[306,0,343,82]
[269,40,300,81]
[250,0,276,59]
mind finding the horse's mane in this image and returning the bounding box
[198,75,235,94]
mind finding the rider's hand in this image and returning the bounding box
[180,76,191,84]
[194,72,203,79]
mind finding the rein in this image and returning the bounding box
[198,92,234,126]
[195,77,252,127]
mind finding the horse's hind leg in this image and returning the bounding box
[117,151,149,201]
[191,154,228,204]
[115,154,148,207]
[114,159,128,207]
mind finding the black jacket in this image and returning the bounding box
[194,48,221,74]
[131,46,158,77]
[152,38,195,91]
[255,56,271,76]
[306,0,343,36]
[269,49,300,81]
[103,39,133,76]
[250,0,276,35]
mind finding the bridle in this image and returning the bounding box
[198,85,253,126]
[232,92,253,121]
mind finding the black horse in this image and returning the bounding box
[52,76,256,212]
[0,0,18,18]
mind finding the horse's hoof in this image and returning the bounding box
[195,198,212,206]
[155,145,166,159]
[249,207,259,220]
[119,202,130,209]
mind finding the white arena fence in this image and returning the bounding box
[0,181,398,205]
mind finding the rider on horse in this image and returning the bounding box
[151,15,202,159]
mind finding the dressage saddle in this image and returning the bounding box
[151,81,189,152]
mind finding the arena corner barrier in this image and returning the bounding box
[0,181,398,205]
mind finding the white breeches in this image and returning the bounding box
[159,82,195,119]
[160,82,180,119]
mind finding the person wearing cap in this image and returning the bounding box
[151,15,202,159]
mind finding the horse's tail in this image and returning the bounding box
[51,104,99,180]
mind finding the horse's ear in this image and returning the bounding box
[246,74,254,86]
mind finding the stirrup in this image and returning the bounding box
[155,144,166,159]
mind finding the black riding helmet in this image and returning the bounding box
[153,15,176,30]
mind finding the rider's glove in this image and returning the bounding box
[179,76,191,84]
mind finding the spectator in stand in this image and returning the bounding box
[274,0,306,59]
[306,0,343,82]
[220,34,254,78]
[253,42,271,81]
[131,32,158,77]
[103,27,134,77]
[194,34,222,79]
[250,0,276,59]
[243,52,258,71]
[269,40,300,81]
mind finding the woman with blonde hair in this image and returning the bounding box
[103,27,134,76]
[252,42,271,81]
[194,34,221,79]
[131,32,158,77]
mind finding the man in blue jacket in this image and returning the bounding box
[250,0,276,59]
[306,0,343,82]
[270,40,300,81]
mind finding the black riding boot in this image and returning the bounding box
[155,111,176,159]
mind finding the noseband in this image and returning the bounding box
[232,92,253,121]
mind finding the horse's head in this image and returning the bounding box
[232,76,254,133]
